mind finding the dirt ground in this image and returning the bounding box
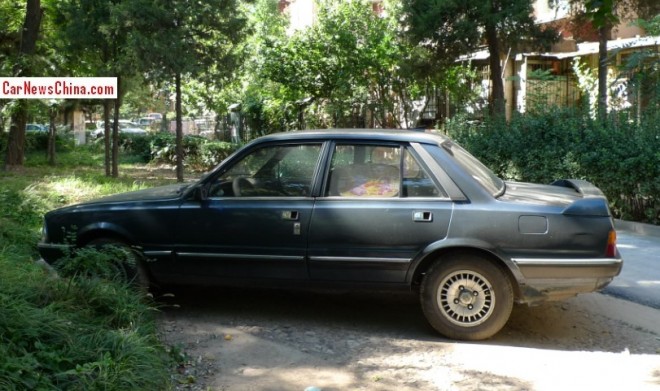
[157,287,660,391]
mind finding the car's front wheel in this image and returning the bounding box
[420,254,513,340]
[86,238,150,290]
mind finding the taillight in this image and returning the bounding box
[605,230,617,257]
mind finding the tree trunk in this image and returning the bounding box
[47,106,57,165]
[485,21,505,117]
[103,100,111,176]
[5,102,27,169]
[175,72,184,183]
[597,24,611,122]
[4,0,42,170]
[112,77,121,178]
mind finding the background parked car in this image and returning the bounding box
[137,117,155,127]
[26,123,47,132]
[92,120,147,139]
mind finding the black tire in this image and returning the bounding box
[86,238,150,290]
[420,254,513,341]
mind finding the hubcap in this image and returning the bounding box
[437,270,494,326]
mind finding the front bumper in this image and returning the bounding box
[38,242,73,265]
[512,256,624,304]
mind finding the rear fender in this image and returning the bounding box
[562,197,611,217]
[406,238,525,291]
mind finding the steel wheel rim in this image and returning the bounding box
[437,270,495,327]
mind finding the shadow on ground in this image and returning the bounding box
[156,285,658,355]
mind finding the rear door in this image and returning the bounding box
[307,142,454,283]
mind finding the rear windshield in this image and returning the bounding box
[442,141,505,197]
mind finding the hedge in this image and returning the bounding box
[444,108,659,224]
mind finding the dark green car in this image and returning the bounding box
[39,129,623,340]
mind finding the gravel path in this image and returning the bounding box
[158,287,660,391]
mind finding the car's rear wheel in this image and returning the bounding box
[86,238,150,290]
[420,254,513,340]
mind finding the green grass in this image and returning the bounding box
[0,148,179,390]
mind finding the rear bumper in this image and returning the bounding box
[513,256,623,304]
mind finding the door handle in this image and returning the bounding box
[413,211,433,222]
[282,210,299,221]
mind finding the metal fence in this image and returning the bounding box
[525,76,583,112]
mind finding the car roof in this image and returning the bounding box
[254,129,449,145]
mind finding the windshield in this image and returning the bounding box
[442,141,505,197]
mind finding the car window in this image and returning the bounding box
[326,144,401,197]
[402,148,448,198]
[441,141,505,197]
[209,143,322,197]
[325,143,448,198]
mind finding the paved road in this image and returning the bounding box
[604,229,660,309]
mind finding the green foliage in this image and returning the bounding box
[147,133,238,170]
[616,20,660,112]
[584,0,619,29]
[24,132,76,153]
[90,132,237,171]
[0,129,7,153]
[119,77,165,120]
[634,14,660,35]
[402,0,557,116]
[577,112,660,223]
[54,245,137,284]
[116,133,153,162]
[445,108,660,224]
[255,0,421,129]
[0,187,45,259]
[25,145,104,168]
[0,155,176,390]
[441,65,483,112]
[0,261,170,390]
[198,140,238,168]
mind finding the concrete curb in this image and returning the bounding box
[614,219,660,237]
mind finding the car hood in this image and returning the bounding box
[500,181,584,206]
[79,183,190,205]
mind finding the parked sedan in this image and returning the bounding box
[92,120,147,138]
[38,129,622,340]
[26,123,47,132]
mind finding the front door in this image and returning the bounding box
[175,142,323,280]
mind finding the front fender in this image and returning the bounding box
[77,222,137,245]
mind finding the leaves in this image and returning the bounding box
[446,108,660,224]
[258,0,420,128]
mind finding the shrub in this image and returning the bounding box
[196,140,237,169]
[445,108,659,224]
[149,133,238,171]
[147,132,176,163]
[119,134,152,162]
[149,134,204,167]
[25,132,76,153]
[576,113,659,223]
